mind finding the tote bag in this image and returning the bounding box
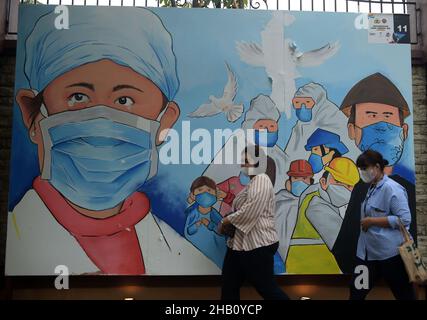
[398,222,427,284]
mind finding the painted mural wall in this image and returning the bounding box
[5,5,416,275]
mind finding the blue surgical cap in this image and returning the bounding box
[24,7,179,101]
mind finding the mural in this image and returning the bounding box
[5,5,416,275]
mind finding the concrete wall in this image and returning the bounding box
[413,65,427,262]
[411,0,427,63]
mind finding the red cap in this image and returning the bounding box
[287,160,314,178]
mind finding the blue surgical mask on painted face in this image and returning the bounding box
[39,106,159,211]
[295,104,313,122]
[239,170,251,186]
[254,130,278,147]
[291,181,308,197]
[291,180,309,197]
[195,192,217,208]
[308,153,324,173]
[357,121,404,166]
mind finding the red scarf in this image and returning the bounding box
[33,177,149,275]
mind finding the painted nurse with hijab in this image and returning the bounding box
[6,7,219,275]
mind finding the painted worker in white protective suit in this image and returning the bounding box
[284,82,360,170]
[6,7,220,276]
[274,159,314,267]
[203,94,289,194]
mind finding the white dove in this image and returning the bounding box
[188,63,243,123]
[236,11,340,118]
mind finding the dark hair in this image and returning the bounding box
[356,150,389,170]
[242,145,276,186]
[348,104,404,126]
[190,176,217,193]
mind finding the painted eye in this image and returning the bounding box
[115,96,134,106]
[68,93,89,106]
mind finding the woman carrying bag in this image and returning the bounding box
[349,150,416,300]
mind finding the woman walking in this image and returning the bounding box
[349,149,416,300]
[218,145,290,300]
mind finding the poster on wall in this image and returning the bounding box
[5,4,416,275]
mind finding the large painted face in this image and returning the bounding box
[348,102,408,146]
[348,103,409,166]
[16,59,180,171]
[43,59,165,118]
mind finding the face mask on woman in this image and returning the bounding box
[239,170,251,186]
[358,167,377,184]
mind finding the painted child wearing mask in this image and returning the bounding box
[185,176,228,268]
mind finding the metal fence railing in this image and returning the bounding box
[14,0,412,13]
[6,0,421,44]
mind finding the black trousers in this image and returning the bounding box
[349,255,416,300]
[221,242,290,300]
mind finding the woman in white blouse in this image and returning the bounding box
[218,145,290,300]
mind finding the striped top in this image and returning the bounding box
[227,173,279,251]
